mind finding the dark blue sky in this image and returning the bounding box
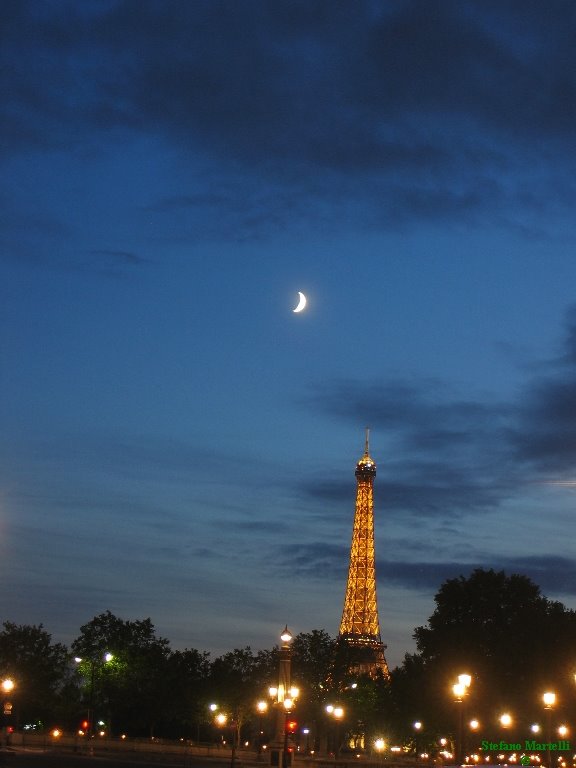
[3,1,576,667]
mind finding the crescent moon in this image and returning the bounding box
[293,291,307,313]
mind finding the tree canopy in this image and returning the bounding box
[0,621,74,727]
[394,568,576,744]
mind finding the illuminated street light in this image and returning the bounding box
[500,714,513,728]
[269,626,298,768]
[1,678,15,746]
[413,721,422,764]
[453,675,472,765]
[326,704,345,758]
[543,693,556,709]
[543,693,556,768]
[374,738,386,752]
[453,683,466,700]
[212,705,240,768]
[256,701,268,760]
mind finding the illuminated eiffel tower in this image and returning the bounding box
[338,429,389,679]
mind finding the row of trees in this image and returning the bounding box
[2,570,576,752]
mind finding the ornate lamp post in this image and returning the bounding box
[269,626,298,768]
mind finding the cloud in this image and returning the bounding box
[509,309,576,472]
[378,555,576,598]
[276,541,348,581]
[302,306,576,521]
[376,556,576,596]
[280,541,576,600]
[302,378,514,517]
[80,249,152,277]
[87,249,150,266]
[3,1,576,236]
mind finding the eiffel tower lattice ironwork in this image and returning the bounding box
[338,429,389,678]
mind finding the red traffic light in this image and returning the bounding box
[286,720,297,734]
[81,720,89,730]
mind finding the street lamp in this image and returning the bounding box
[326,704,345,758]
[453,675,471,765]
[270,626,297,768]
[333,707,344,758]
[374,738,386,753]
[257,701,268,759]
[214,708,239,768]
[1,679,15,748]
[543,693,556,768]
[413,722,422,764]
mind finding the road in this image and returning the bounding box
[1,748,240,768]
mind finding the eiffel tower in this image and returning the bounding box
[338,429,389,678]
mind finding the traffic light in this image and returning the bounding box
[81,720,89,731]
[286,720,297,734]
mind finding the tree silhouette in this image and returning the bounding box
[393,569,576,746]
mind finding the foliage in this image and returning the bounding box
[393,569,576,746]
[0,621,76,727]
[71,611,172,736]
[291,629,336,701]
[208,646,276,741]
[161,647,211,734]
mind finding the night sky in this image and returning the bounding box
[3,1,576,668]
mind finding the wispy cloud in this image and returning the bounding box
[278,541,576,600]
[302,306,576,521]
[4,2,576,239]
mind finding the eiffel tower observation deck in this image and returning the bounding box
[338,429,389,679]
